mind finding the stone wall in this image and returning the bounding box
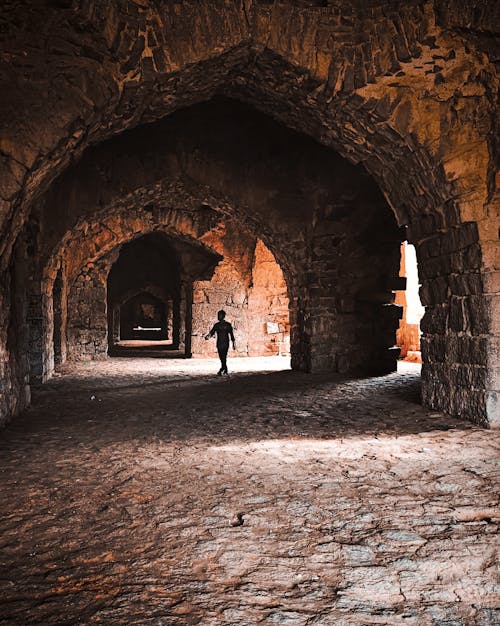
[296,171,404,375]
[415,222,494,421]
[192,238,290,358]
[0,234,30,421]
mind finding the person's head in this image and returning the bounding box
[217,310,226,321]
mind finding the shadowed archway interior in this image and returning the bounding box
[28,99,407,383]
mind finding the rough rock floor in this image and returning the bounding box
[0,357,498,626]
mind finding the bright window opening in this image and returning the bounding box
[396,242,424,363]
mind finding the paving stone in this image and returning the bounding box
[0,358,498,625]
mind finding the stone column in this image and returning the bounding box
[25,218,54,383]
[52,266,68,366]
[67,263,108,361]
[27,276,57,383]
[172,293,181,350]
[111,305,120,345]
[176,280,193,355]
[0,234,30,425]
[289,294,311,372]
[183,281,193,358]
[289,200,404,375]
[166,298,173,341]
[412,220,493,424]
[484,272,499,424]
[27,289,46,382]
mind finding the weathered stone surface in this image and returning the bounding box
[0,359,498,624]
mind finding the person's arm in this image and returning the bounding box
[205,324,216,340]
[229,324,236,349]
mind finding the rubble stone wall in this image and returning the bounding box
[192,238,290,358]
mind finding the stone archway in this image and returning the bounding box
[47,218,223,368]
[106,234,183,351]
[32,100,404,382]
[41,190,293,372]
[0,2,497,425]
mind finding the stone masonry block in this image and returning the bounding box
[463,243,482,271]
[419,276,449,305]
[466,296,491,334]
[420,305,448,335]
[483,270,500,294]
[439,222,478,254]
[490,295,500,335]
[421,335,445,362]
[450,387,487,424]
[451,364,488,388]
[486,392,499,424]
[422,362,452,387]
[449,297,468,332]
[449,272,483,296]
[445,335,488,366]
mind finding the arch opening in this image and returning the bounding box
[396,242,425,364]
[34,98,407,384]
[36,99,405,377]
[119,293,169,342]
[106,233,184,354]
[2,90,495,424]
[47,210,293,369]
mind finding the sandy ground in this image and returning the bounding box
[0,357,498,625]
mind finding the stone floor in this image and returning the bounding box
[0,357,498,626]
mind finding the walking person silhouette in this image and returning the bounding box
[205,310,236,376]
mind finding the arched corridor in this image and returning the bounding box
[0,1,498,624]
[0,358,498,625]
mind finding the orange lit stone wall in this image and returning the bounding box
[247,240,290,357]
[192,227,290,358]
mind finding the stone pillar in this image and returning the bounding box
[112,306,120,344]
[412,220,493,424]
[177,280,193,356]
[484,272,499,424]
[289,294,311,372]
[172,293,181,350]
[25,217,54,383]
[27,277,57,383]
[52,267,67,366]
[67,263,108,361]
[166,298,173,340]
[289,199,404,375]
[27,289,46,382]
[291,292,402,375]
[184,281,193,358]
[0,234,30,425]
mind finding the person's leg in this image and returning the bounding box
[217,346,227,374]
[219,345,228,373]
